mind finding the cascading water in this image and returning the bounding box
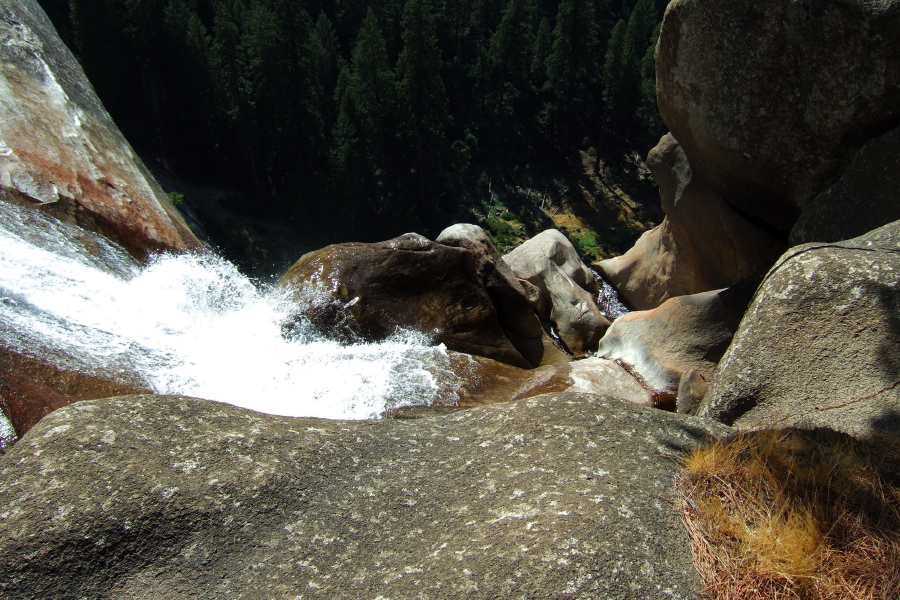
[591,269,629,321]
[0,201,465,433]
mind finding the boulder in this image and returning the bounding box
[449,353,654,408]
[0,0,202,259]
[790,125,900,245]
[436,224,545,367]
[278,233,531,368]
[504,230,610,356]
[595,135,784,310]
[0,393,733,599]
[699,221,900,443]
[596,279,757,407]
[657,0,900,234]
[0,347,151,438]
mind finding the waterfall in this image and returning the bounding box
[592,269,630,321]
[0,201,463,426]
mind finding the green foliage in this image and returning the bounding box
[569,229,600,257]
[167,191,185,207]
[482,217,517,251]
[50,0,667,241]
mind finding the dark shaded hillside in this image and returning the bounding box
[37,0,668,252]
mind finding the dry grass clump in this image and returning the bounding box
[677,429,900,600]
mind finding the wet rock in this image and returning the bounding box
[0,393,732,599]
[436,224,545,367]
[595,135,784,310]
[278,233,531,368]
[0,347,151,438]
[449,353,654,408]
[596,279,757,404]
[504,230,609,356]
[657,0,900,234]
[790,125,900,245]
[699,220,900,443]
[0,0,202,259]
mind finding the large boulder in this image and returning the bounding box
[596,279,758,415]
[699,221,900,443]
[657,0,900,234]
[279,233,532,368]
[0,347,150,438]
[0,0,202,259]
[0,393,732,599]
[595,135,784,310]
[504,229,609,356]
[450,354,654,409]
[790,125,900,245]
[436,224,545,367]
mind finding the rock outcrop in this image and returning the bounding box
[279,233,532,368]
[0,347,151,438]
[596,135,784,310]
[790,125,900,245]
[0,393,732,599]
[436,224,546,367]
[596,278,757,412]
[0,0,202,259]
[451,353,654,408]
[657,0,900,235]
[504,229,609,356]
[699,221,900,443]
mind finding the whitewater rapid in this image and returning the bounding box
[0,202,463,429]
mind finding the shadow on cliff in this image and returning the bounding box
[867,282,900,444]
[873,282,900,384]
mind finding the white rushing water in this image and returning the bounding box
[592,269,630,321]
[0,202,463,425]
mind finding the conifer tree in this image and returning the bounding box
[345,8,397,208]
[636,22,665,145]
[544,0,598,148]
[531,16,552,83]
[602,18,630,134]
[482,0,536,121]
[396,0,448,219]
[397,0,447,141]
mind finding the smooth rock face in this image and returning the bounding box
[699,221,900,442]
[504,229,609,356]
[452,353,654,408]
[436,224,545,367]
[0,347,151,437]
[596,280,756,402]
[790,125,900,245]
[0,0,202,258]
[279,233,531,368]
[596,135,784,310]
[657,0,900,234]
[0,393,732,599]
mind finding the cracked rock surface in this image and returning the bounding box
[0,392,731,599]
[700,220,900,442]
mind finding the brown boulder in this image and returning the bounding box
[790,125,900,245]
[595,280,757,409]
[657,0,900,234]
[448,353,653,409]
[699,220,900,443]
[0,0,202,259]
[0,347,151,438]
[278,234,531,368]
[504,230,609,356]
[436,224,545,367]
[595,135,784,310]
